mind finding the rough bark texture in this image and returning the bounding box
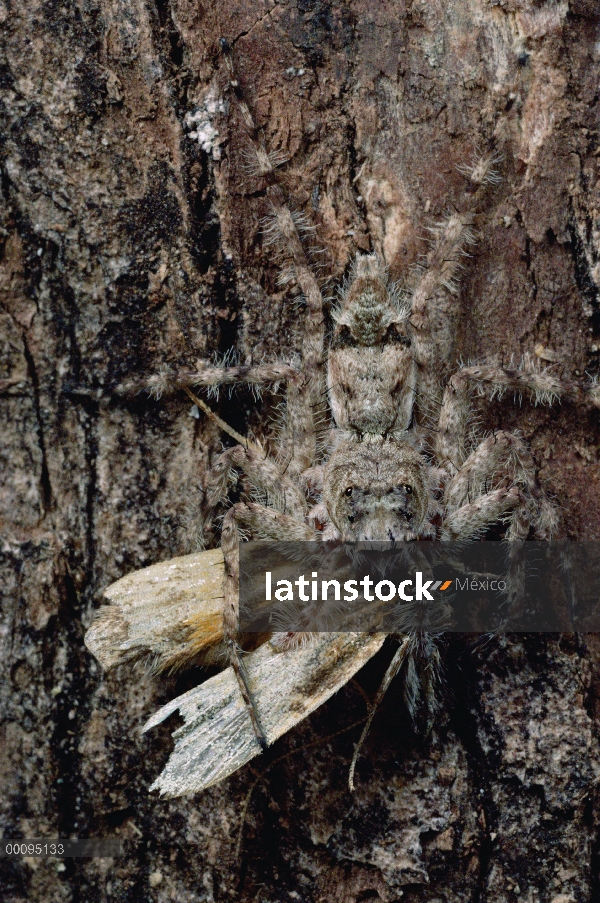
[2,1,600,901]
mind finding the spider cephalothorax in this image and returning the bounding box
[322,437,431,542]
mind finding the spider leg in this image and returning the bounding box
[299,464,324,495]
[442,480,531,631]
[434,368,475,474]
[118,362,302,399]
[451,363,600,409]
[146,362,300,396]
[435,359,599,477]
[410,151,501,416]
[195,443,309,547]
[223,45,326,476]
[440,422,557,634]
[446,430,536,509]
[441,485,523,540]
[410,208,476,404]
[441,431,557,540]
[414,638,443,736]
[436,357,596,536]
[221,501,316,749]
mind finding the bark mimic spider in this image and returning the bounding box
[110,46,600,785]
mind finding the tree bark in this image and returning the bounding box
[1,1,600,901]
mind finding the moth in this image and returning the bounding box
[85,549,386,794]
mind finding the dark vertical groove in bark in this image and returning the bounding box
[22,339,53,514]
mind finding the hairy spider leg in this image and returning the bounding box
[221,501,316,749]
[436,369,558,539]
[451,363,600,410]
[443,431,557,539]
[435,363,600,476]
[118,362,301,399]
[196,443,309,548]
[435,374,561,635]
[223,45,327,477]
[409,150,503,420]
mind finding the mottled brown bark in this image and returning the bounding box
[1,1,600,901]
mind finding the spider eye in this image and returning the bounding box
[404,484,413,494]
[348,515,355,524]
[345,487,353,496]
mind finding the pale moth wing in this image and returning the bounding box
[142,632,385,796]
[84,548,226,672]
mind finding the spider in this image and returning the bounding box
[103,46,600,791]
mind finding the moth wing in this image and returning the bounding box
[84,548,226,672]
[143,631,386,796]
